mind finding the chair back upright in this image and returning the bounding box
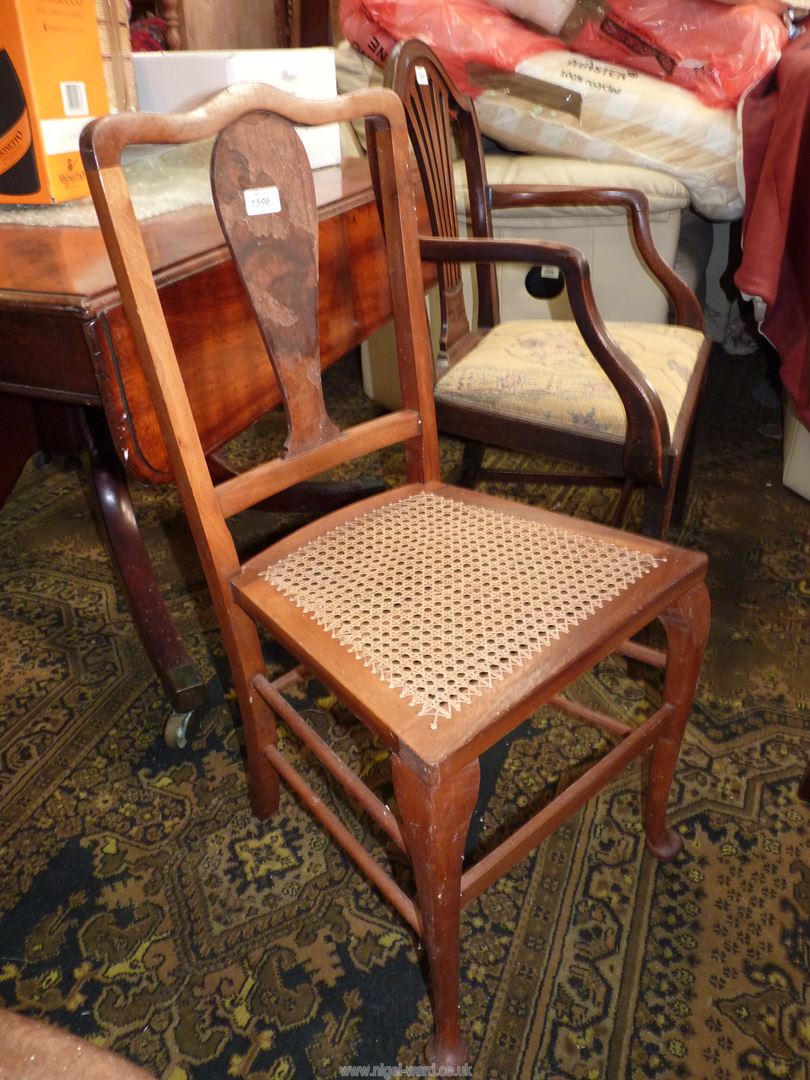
[384,39,500,354]
[80,85,440,607]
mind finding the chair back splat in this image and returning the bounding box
[390,45,499,347]
[82,83,710,1070]
[213,113,339,452]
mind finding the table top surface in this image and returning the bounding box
[0,157,374,317]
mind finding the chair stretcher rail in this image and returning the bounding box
[460,703,674,905]
[255,673,406,851]
[263,743,422,935]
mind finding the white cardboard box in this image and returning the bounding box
[133,48,341,169]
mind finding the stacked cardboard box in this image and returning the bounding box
[0,0,110,204]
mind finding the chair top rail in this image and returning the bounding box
[80,83,405,167]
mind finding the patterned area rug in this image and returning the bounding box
[1,346,808,1079]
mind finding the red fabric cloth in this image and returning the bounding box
[735,35,810,427]
[339,0,563,97]
[129,15,169,51]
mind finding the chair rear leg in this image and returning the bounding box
[392,755,480,1069]
[223,604,280,820]
[641,443,694,539]
[645,582,710,860]
[457,439,485,488]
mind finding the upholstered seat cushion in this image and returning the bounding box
[435,320,705,441]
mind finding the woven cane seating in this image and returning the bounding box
[384,40,712,539]
[83,83,710,1069]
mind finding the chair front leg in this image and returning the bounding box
[646,581,710,859]
[640,482,673,539]
[392,754,480,1069]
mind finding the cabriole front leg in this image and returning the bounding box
[392,755,480,1069]
[646,581,711,860]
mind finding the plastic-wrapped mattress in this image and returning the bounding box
[340,0,744,219]
[489,0,787,110]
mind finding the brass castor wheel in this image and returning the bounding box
[164,710,194,749]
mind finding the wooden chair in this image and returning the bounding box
[82,83,710,1069]
[382,40,712,539]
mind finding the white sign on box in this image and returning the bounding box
[133,48,341,170]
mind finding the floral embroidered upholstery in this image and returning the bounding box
[435,321,705,440]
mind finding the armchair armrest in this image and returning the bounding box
[487,183,704,333]
[420,233,670,487]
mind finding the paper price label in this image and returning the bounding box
[244,186,281,216]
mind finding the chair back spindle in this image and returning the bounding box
[386,49,501,352]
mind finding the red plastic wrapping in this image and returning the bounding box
[339,0,565,97]
[569,0,788,108]
[343,0,787,109]
[491,0,788,107]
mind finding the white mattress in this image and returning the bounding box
[335,41,742,220]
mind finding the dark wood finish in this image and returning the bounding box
[0,159,402,486]
[79,406,209,711]
[0,393,40,506]
[383,39,712,539]
[0,389,211,713]
[299,0,333,47]
[83,83,710,1068]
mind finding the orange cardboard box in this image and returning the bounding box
[0,0,110,204]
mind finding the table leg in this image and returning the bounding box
[0,393,40,508]
[79,408,209,715]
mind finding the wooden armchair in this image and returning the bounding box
[383,40,712,539]
[82,83,710,1068]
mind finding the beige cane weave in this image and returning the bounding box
[261,492,666,723]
